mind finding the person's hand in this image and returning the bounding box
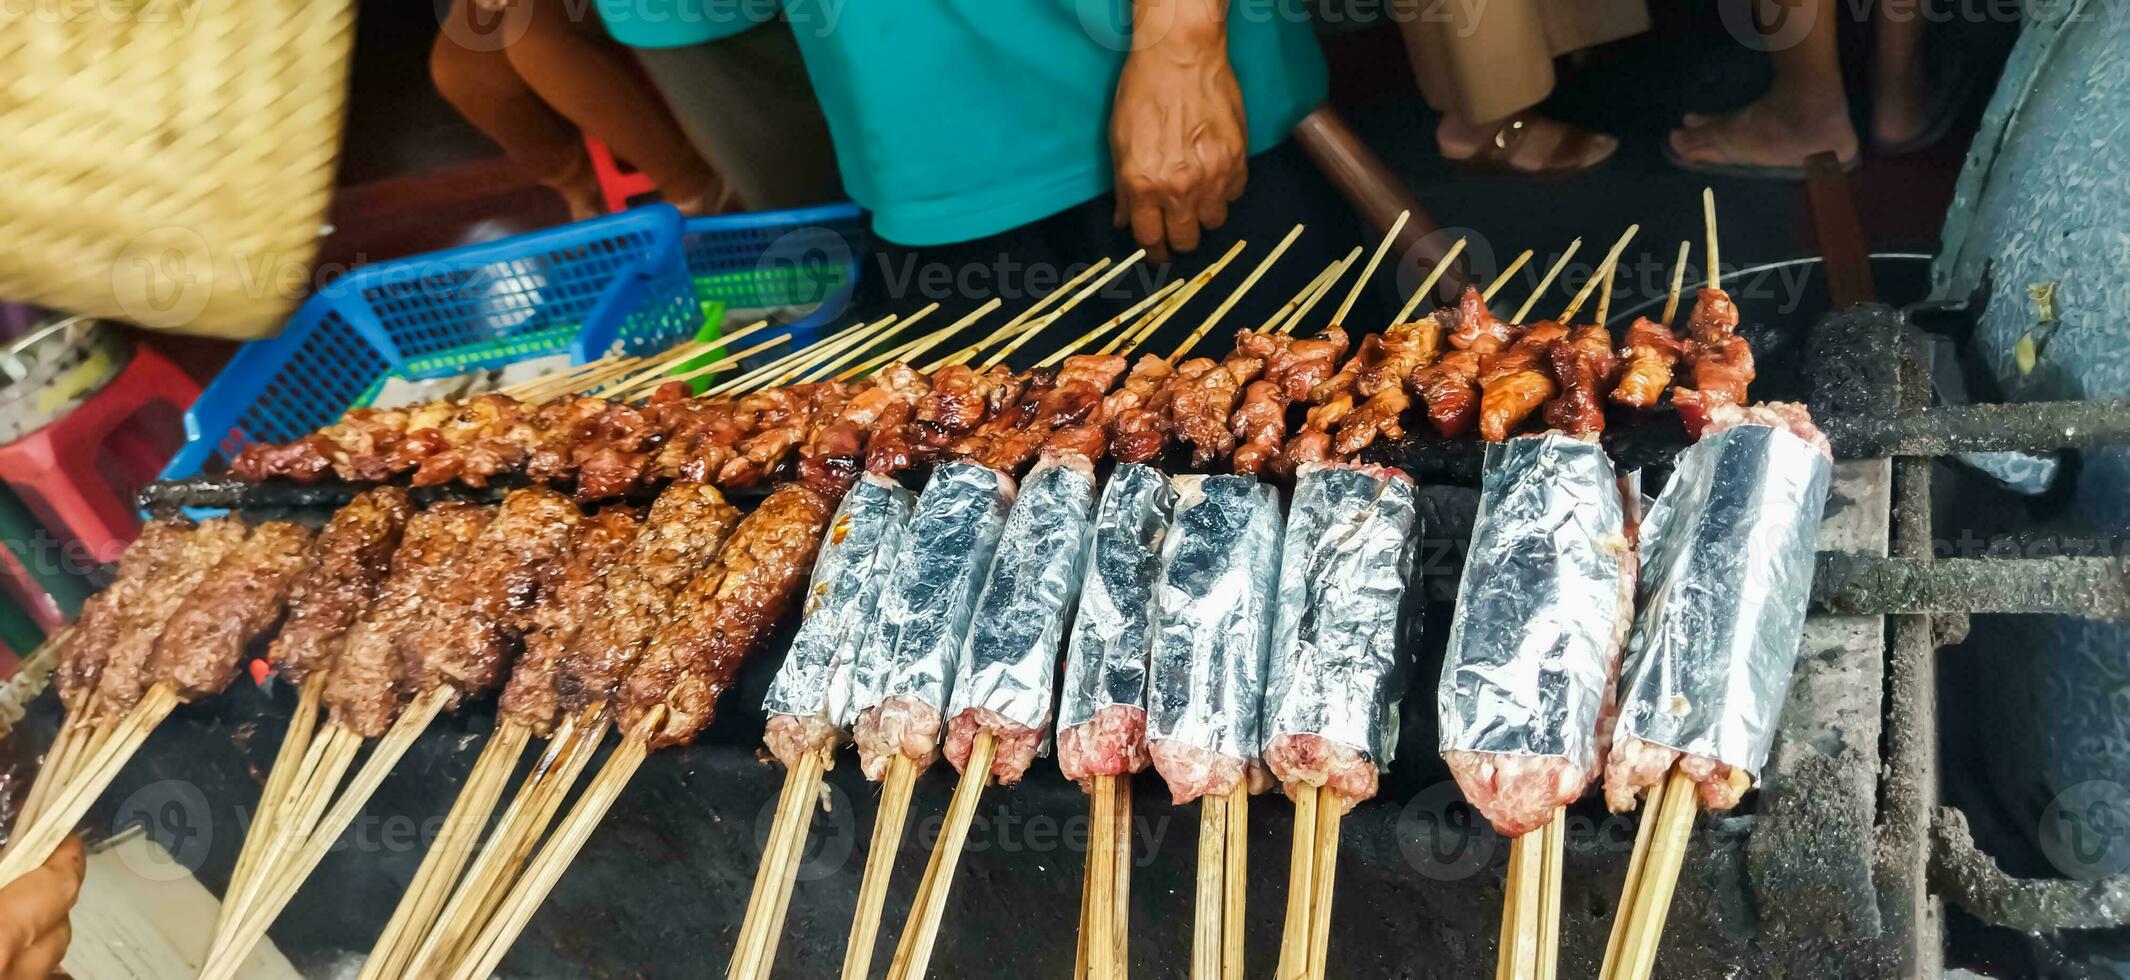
[0,836,85,980]
[1109,1,1247,261]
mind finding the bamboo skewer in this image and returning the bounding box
[884,731,997,980]
[842,300,1003,380]
[1558,226,1641,324]
[1304,794,1342,980]
[841,753,919,980]
[1036,281,1185,371]
[707,316,883,396]
[1089,774,1119,980]
[0,684,178,886]
[17,714,86,828]
[362,718,533,980]
[1704,188,1721,291]
[1599,774,1668,973]
[603,321,772,392]
[1169,224,1303,362]
[801,305,942,383]
[768,315,904,388]
[1222,783,1248,980]
[406,709,609,978]
[519,354,655,402]
[614,332,794,397]
[217,684,326,936]
[446,732,654,980]
[1273,248,1361,336]
[978,251,1149,370]
[201,688,455,979]
[922,257,1117,372]
[1112,782,1133,978]
[1276,783,1318,980]
[1329,210,1410,329]
[1190,793,1227,980]
[1660,241,1691,326]
[1257,250,1353,336]
[1482,250,1536,304]
[1391,237,1469,325]
[729,748,828,980]
[1509,239,1582,325]
[501,352,627,399]
[1538,813,1565,980]
[1103,238,1249,358]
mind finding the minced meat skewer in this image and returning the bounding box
[557,481,741,720]
[1056,463,1176,788]
[87,517,251,720]
[267,488,416,685]
[145,522,317,702]
[324,502,495,739]
[405,488,582,709]
[619,481,840,748]
[497,507,644,736]
[54,518,200,715]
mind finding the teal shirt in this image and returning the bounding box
[595,0,1328,245]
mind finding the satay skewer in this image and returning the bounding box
[600,320,774,392]
[978,250,1150,369]
[1170,224,1304,362]
[614,331,795,397]
[767,314,907,388]
[1098,238,1250,358]
[1660,241,1691,326]
[1509,239,1581,325]
[1272,248,1360,336]
[800,303,943,382]
[707,315,892,395]
[1328,209,1410,329]
[842,300,1004,380]
[1390,236,1468,325]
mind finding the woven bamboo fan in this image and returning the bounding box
[0,2,354,339]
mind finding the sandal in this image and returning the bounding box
[1444,114,1618,182]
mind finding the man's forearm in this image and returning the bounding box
[1131,0,1228,51]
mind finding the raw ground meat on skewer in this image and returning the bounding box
[267,488,415,685]
[146,521,317,701]
[498,508,644,736]
[1604,401,1832,813]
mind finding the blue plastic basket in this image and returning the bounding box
[681,202,868,356]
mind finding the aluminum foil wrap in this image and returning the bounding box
[945,457,1098,733]
[1058,463,1177,733]
[763,473,914,724]
[847,462,1016,719]
[1613,422,1833,774]
[1437,434,1627,771]
[1147,475,1284,764]
[1264,464,1419,769]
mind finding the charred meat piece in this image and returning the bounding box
[983,355,1127,471]
[1333,386,1410,456]
[411,488,582,707]
[1671,333,1757,437]
[59,519,206,712]
[1685,286,1740,343]
[149,522,316,700]
[1172,344,1266,468]
[804,363,931,490]
[325,502,494,738]
[1610,317,1686,409]
[1414,350,1483,438]
[719,383,849,489]
[500,507,643,735]
[89,517,250,717]
[268,488,415,685]
[1448,285,1516,353]
[1543,325,1616,437]
[1476,322,1568,442]
[1111,356,1203,464]
[620,482,838,748]
[559,482,741,714]
[1230,379,1288,476]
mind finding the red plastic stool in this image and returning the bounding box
[0,345,199,562]
[585,136,660,214]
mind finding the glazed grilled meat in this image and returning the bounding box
[1447,285,1516,353]
[1414,351,1482,438]
[1543,325,1617,437]
[558,482,741,715]
[58,519,198,712]
[89,517,250,718]
[1476,322,1568,442]
[620,482,838,749]
[1171,347,1266,468]
[411,488,582,708]
[499,507,643,735]
[1610,317,1686,409]
[268,488,416,685]
[325,502,494,738]
[148,522,316,700]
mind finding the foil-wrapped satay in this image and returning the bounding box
[1604,402,1832,812]
[1056,463,1176,788]
[760,474,914,767]
[1437,435,1632,836]
[1261,463,1419,812]
[941,455,1098,784]
[847,462,1015,779]
[1146,475,1283,805]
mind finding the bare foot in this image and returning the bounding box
[1438,112,1618,174]
[1871,57,1930,148]
[1669,97,1858,171]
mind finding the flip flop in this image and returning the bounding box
[1445,114,1618,182]
[1661,135,1860,182]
